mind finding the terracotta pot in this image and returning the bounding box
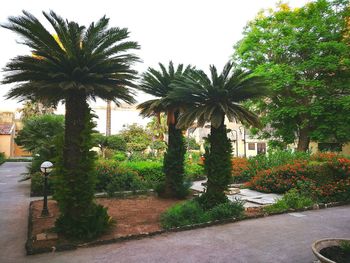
[312,238,350,263]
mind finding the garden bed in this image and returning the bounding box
[27,195,182,254]
[26,194,349,255]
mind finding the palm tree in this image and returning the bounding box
[137,62,192,198]
[2,11,139,237]
[106,100,112,136]
[170,62,268,208]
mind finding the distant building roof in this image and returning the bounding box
[0,123,14,135]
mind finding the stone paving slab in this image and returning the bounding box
[191,180,282,206]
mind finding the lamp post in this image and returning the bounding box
[40,161,53,217]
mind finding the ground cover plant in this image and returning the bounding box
[263,189,314,214]
[161,199,244,229]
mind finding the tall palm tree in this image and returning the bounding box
[2,11,139,237]
[137,62,192,198]
[170,62,268,208]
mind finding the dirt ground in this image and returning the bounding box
[30,196,182,250]
[30,196,264,251]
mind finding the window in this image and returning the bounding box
[248,143,255,150]
[318,143,342,152]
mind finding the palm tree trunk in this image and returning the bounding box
[200,117,232,209]
[162,110,186,198]
[60,91,95,219]
[106,100,111,136]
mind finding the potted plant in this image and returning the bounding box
[312,238,350,263]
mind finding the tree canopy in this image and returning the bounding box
[233,0,350,151]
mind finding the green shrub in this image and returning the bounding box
[184,163,205,181]
[94,160,145,192]
[55,203,112,240]
[30,172,54,197]
[247,150,310,176]
[0,152,5,165]
[264,189,314,214]
[113,151,127,161]
[185,138,200,150]
[106,173,146,197]
[160,201,209,229]
[340,240,350,253]
[119,161,164,188]
[161,199,245,229]
[208,201,244,221]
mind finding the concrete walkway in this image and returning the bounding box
[1,162,350,263]
[0,162,30,263]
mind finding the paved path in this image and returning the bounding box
[0,162,30,263]
[1,162,350,263]
[191,180,282,208]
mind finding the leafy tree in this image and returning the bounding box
[107,135,127,151]
[119,123,151,152]
[185,137,200,151]
[92,133,126,157]
[2,11,139,238]
[234,0,350,151]
[170,62,267,208]
[136,62,192,198]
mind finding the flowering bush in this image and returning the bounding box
[231,151,310,183]
[312,179,350,202]
[310,152,339,162]
[247,155,350,202]
[232,157,250,183]
[246,161,311,193]
[327,157,350,179]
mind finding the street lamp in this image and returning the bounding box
[40,161,53,217]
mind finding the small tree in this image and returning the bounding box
[137,62,192,198]
[119,123,151,153]
[92,133,126,157]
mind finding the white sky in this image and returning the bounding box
[0,0,310,111]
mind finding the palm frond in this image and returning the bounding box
[170,61,268,129]
[2,11,139,105]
